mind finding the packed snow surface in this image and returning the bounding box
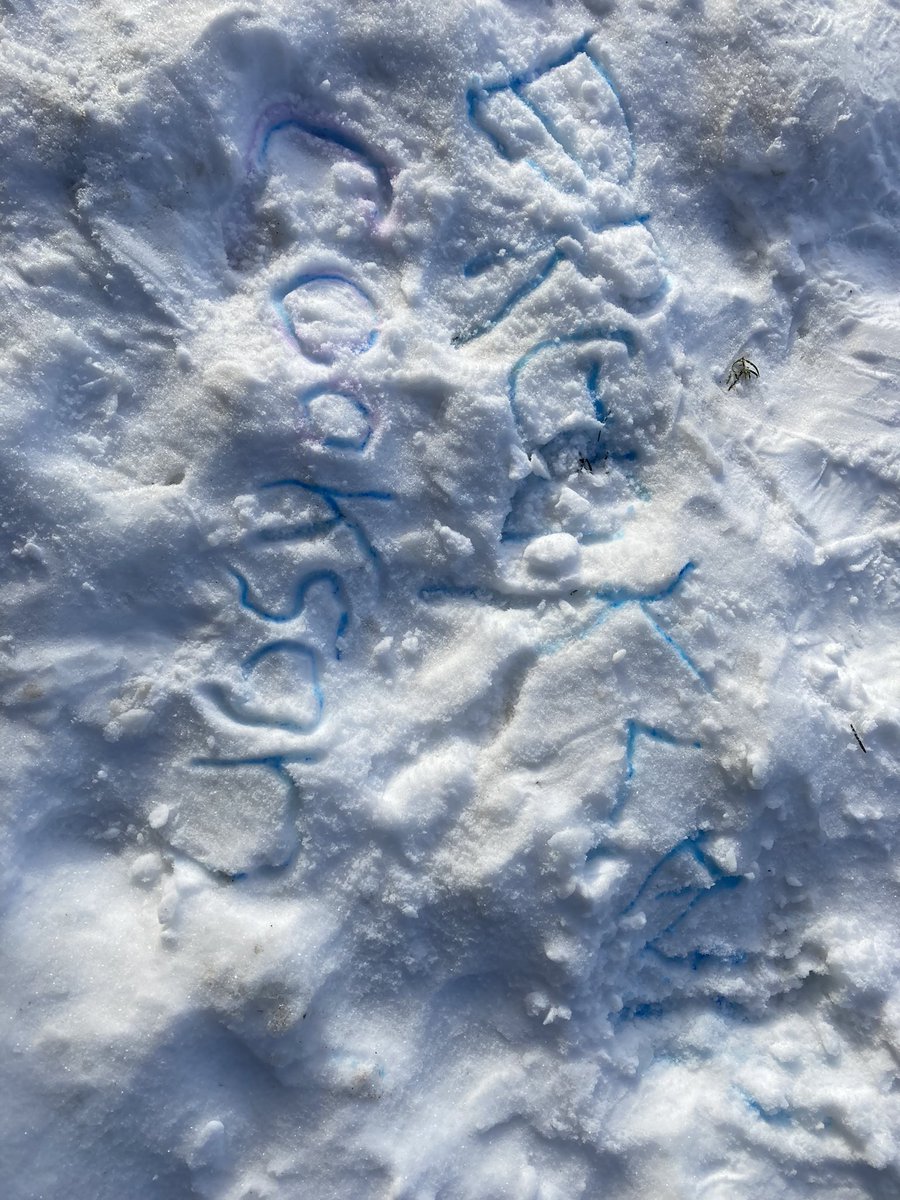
[2,0,900,1197]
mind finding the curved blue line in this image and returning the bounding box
[251,477,343,543]
[254,480,391,567]
[452,230,655,350]
[462,248,515,278]
[649,873,743,942]
[595,560,694,607]
[258,115,393,212]
[616,278,671,316]
[273,273,378,360]
[231,567,350,653]
[621,831,713,914]
[454,248,564,345]
[507,328,634,440]
[188,753,319,880]
[243,639,317,672]
[255,516,342,544]
[200,640,323,734]
[467,33,635,185]
[300,385,372,452]
[274,272,375,307]
[581,44,636,180]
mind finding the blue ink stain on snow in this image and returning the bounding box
[188,753,318,881]
[648,872,743,942]
[586,721,699,860]
[252,508,343,545]
[591,563,708,687]
[457,37,651,343]
[454,249,565,345]
[603,830,745,962]
[585,359,606,422]
[589,211,652,234]
[614,1000,668,1024]
[515,87,577,165]
[645,944,748,971]
[259,479,393,503]
[191,753,319,771]
[736,1088,794,1127]
[419,583,488,603]
[641,612,706,684]
[463,247,516,278]
[621,831,721,914]
[596,560,695,606]
[508,327,634,437]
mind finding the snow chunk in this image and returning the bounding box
[523,532,581,577]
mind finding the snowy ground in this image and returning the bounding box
[1,1,900,1197]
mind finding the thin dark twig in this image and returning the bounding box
[850,723,867,754]
[726,356,760,390]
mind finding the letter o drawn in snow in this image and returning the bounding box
[304,388,372,451]
[275,274,378,364]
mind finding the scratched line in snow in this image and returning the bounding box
[181,87,401,879]
[585,721,702,865]
[273,272,379,363]
[195,38,688,886]
[254,479,392,569]
[199,640,324,734]
[596,562,708,685]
